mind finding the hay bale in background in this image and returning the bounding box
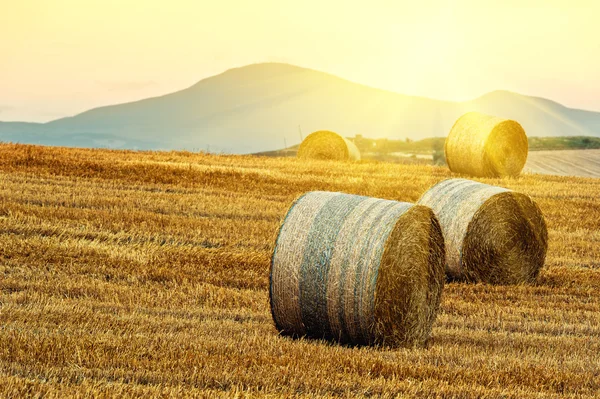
[418,179,548,284]
[445,112,528,177]
[270,191,445,347]
[297,131,361,161]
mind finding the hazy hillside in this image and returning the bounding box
[2,63,600,153]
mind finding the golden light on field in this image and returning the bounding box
[0,142,599,396]
[1,0,599,121]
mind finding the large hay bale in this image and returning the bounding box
[418,178,548,284]
[445,112,528,177]
[270,191,445,347]
[297,130,361,161]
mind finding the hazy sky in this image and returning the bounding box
[2,0,599,122]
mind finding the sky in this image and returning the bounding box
[1,0,599,122]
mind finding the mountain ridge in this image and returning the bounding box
[2,63,600,153]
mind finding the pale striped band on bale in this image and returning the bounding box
[270,191,445,347]
[445,112,528,177]
[297,130,361,161]
[418,179,548,284]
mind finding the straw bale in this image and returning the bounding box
[297,131,361,161]
[270,191,445,347]
[418,179,548,284]
[445,112,528,177]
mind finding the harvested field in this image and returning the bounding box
[0,143,599,398]
[525,149,600,178]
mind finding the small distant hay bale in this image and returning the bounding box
[418,178,548,284]
[297,130,361,161]
[270,191,445,347]
[445,112,528,177]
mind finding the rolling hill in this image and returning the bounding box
[2,63,600,153]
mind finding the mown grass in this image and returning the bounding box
[0,143,599,398]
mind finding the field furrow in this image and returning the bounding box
[0,144,599,397]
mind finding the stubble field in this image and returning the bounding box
[525,149,600,178]
[0,143,599,398]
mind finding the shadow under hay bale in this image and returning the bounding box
[418,179,548,284]
[270,191,445,347]
[297,130,361,161]
[445,112,528,177]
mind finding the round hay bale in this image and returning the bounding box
[418,178,548,284]
[445,112,528,177]
[297,130,361,161]
[270,191,445,347]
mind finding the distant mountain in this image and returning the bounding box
[2,63,600,153]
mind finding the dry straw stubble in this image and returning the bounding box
[297,130,361,161]
[270,191,445,347]
[445,111,528,177]
[2,143,600,397]
[418,178,548,284]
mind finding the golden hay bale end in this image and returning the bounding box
[297,131,361,161]
[418,178,548,284]
[270,191,445,347]
[445,112,528,177]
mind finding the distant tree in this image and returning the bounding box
[433,150,447,166]
[376,138,390,154]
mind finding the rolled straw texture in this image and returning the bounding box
[418,178,548,284]
[297,130,361,161]
[270,191,445,347]
[445,112,528,177]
